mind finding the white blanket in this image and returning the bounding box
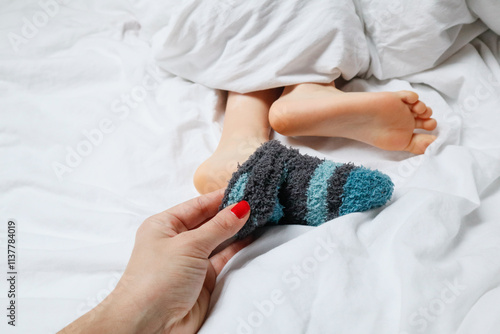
[153,0,489,91]
[1,1,500,333]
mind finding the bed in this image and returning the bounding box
[1,1,500,333]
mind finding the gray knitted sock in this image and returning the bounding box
[220,140,394,238]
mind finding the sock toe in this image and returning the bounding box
[338,167,394,216]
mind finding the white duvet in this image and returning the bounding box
[153,0,495,92]
[1,1,500,333]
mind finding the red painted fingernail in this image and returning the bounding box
[231,200,250,219]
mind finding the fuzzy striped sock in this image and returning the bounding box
[220,140,394,238]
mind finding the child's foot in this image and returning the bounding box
[269,83,437,154]
[193,137,266,194]
[194,89,280,194]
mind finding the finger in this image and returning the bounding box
[210,236,254,276]
[203,264,217,294]
[173,284,213,333]
[162,188,226,230]
[186,200,251,256]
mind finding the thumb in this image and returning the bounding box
[188,200,251,256]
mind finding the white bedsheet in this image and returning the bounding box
[1,1,500,334]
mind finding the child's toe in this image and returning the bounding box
[415,118,437,131]
[410,101,428,115]
[398,90,419,104]
[404,133,437,154]
[416,106,433,119]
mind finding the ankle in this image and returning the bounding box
[218,131,269,149]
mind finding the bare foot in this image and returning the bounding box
[193,89,280,194]
[193,137,266,194]
[269,83,437,154]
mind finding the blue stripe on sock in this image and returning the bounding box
[227,172,249,205]
[269,166,288,224]
[268,199,285,224]
[339,167,394,216]
[305,161,340,226]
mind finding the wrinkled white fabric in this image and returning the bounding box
[152,0,369,93]
[152,0,494,91]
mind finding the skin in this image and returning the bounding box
[194,82,437,194]
[193,89,281,194]
[58,189,252,334]
[269,83,437,152]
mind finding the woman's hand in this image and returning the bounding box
[59,189,251,334]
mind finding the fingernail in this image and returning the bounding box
[231,200,250,219]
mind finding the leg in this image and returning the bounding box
[194,89,281,194]
[269,82,437,154]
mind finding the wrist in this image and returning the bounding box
[110,276,187,334]
[104,285,168,334]
[59,288,166,334]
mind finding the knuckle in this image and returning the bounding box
[195,195,210,217]
[137,213,178,238]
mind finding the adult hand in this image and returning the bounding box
[59,189,252,334]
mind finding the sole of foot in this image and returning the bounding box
[269,84,437,154]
